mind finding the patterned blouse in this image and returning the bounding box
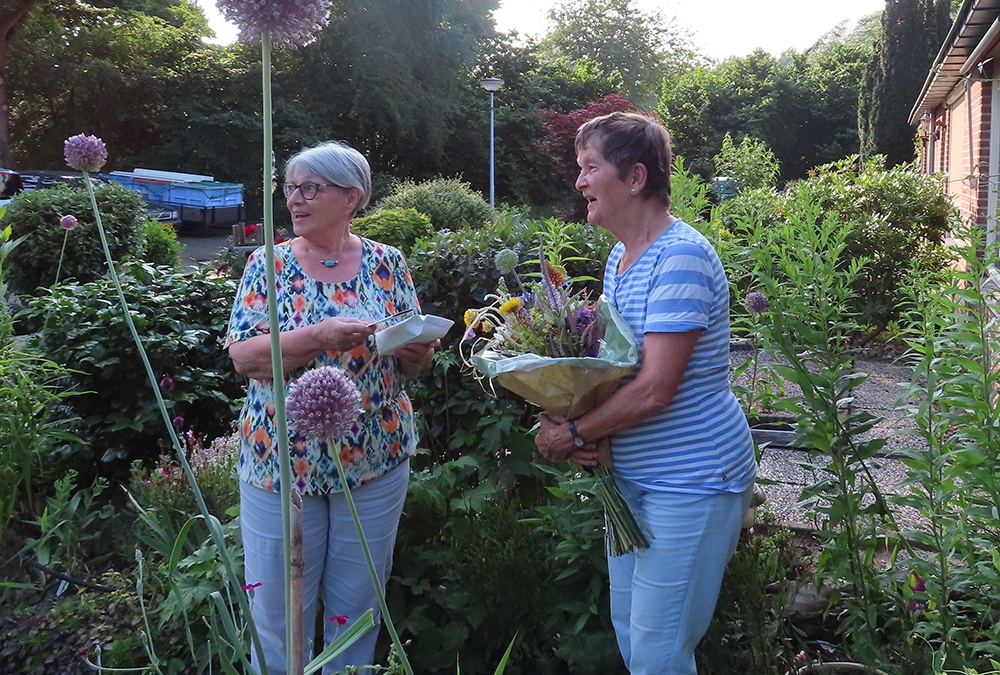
[226,237,420,494]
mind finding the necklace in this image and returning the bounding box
[320,258,339,268]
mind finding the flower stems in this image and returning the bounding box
[590,466,650,557]
[258,32,299,675]
[80,172,267,668]
[330,453,414,675]
[54,230,69,286]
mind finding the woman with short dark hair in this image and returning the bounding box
[536,112,756,674]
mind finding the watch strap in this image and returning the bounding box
[568,419,586,447]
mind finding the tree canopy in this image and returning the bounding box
[3,0,956,215]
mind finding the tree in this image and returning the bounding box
[284,0,500,182]
[659,33,874,184]
[0,0,48,163]
[8,1,211,168]
[449,33,619,207]
[858,0,951,167]
[538,0,698,108]
[537,92,659,218]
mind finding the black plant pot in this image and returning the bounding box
[747,413,802,449]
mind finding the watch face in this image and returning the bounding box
[574,436,585,447]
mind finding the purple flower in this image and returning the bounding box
[159,375,174,393]
[746,291,770,314]
[217,0,332,49]
[59,215,78,231]
[286,366,362,438]
[172,416,185,428]
[63,134,108,172]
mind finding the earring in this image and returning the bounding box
[631,188,636,194]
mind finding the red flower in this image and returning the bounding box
[329,615,348,625]
[244,223,257,237]
[242,582,263,592]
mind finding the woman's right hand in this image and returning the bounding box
[315,317,375,352]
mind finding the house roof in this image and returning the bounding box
[910,0,1000,125]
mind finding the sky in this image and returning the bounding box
[195,0,886,62]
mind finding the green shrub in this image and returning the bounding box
[2,182,146,294]
[20,262,243,476]
[352,207,433,255]
[778,155,954,333]
[139,219,181,267]
[374,177,496,232]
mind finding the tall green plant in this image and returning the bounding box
[748,191,907,663]
[896,222,1000,669]
[0,347,79,542]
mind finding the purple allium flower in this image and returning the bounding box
[63,134,108,172]
[159,375,174,393]
[286,366,362,438]
[746,291,770,314]
[59,215,78,231]
[172,416,185,428]
[217,0,332,49]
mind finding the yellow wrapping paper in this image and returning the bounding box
[470,296,638,419]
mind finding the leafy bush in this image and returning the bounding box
[697,514,802,675]
[784,155,954,333]
[2,183,146,294]
[352,207,433,254]
[138,219,181,267]
[373,177,496,232]
[21,262,243,476]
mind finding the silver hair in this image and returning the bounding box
[285,140,372,212]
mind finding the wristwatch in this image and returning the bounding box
[568,419,586,447]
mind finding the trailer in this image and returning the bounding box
[103,168,245,228]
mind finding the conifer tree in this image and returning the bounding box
[858,0,952,167]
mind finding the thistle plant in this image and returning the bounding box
[64,132,266,671]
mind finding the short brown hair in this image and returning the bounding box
[575,112,672,208]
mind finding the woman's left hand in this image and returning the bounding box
[395,339,439,377]
[536,412,599,466]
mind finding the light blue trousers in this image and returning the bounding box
[239,460,409,675]
[608,482,752,675]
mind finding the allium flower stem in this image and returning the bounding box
[54,230,70,286]
[331,450,415,675]
[79,171,267,669]
[256,34,299,675]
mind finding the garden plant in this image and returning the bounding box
[5,124,1000,675]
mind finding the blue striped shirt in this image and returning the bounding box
[604,219,756,495]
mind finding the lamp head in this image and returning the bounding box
[480,77,504,92]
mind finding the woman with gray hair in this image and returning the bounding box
[226,140,437,673]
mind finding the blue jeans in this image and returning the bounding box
[240,459,409,674]
[608,482,752,674]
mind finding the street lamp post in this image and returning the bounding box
[480,77,504,206]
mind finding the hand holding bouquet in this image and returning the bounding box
[461,247,650,555]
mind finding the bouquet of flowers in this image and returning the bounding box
[461,247,649,556]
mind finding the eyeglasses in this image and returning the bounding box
[281,182,342,200]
